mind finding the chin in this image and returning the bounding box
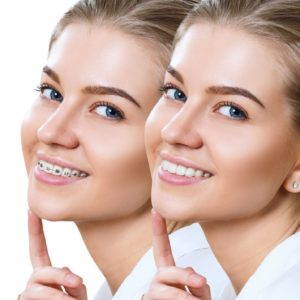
[28,195,73,222]
[152,190,195,223]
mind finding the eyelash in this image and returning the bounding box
[214,101,249,120]
[159,83,187,103]
[89,101,125,120]
[159,83,183,94]
[35,83,63,102]
[160,83,249,121]
[35,85,125,120]
[35,83,52,93]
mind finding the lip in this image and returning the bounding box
[160,152,211,173]
[37,152,88,173]
[34,151,89,186]
[158,152,213,186]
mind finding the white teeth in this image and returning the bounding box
[176,165,186,176]
[162,160,176,174]
[37,160,87,178]
[186,168,196,177]
[169,163,177,174]
[161,160,212,178]
[195,170,203,177]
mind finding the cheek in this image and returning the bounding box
[87,126,152,213]
[21,106,44,172]
[145,101,171,172]
[87,125,151,183]
[211,127,292,201]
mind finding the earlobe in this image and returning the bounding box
[283,165,300,193]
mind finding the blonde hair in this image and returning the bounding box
[49,0,197,72]
[176,0,300,132]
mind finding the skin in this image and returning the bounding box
[145,23,300,298]
[21,22,165,298]
[143,210,211,300]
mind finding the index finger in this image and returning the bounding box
[28,210,52,268]
[151,209,175,268]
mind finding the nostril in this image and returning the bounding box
[37,121,79,149]
[161,121,203,149]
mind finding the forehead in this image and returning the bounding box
[47,23,162,104]
[171,23,286,97]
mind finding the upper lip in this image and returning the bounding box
[37,151,89,174]
[160,151,213,174]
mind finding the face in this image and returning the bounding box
[146,23,299,222]
[22,23,162,222]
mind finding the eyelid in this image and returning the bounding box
[159,82,187,102]
[35,82,64,102]
[213,101,249,120]
[35,82,60,94]
[160,82,182,93]
[89,101,125,119]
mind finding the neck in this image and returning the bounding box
[201,193,300,294]
[76,205,152,294]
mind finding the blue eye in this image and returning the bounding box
[93,102,124,120]
[36,85,63,102]
[160,84,187,102]
[217,102,248,120]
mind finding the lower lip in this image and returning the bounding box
[34,166,87,186]
[158,166,209,186]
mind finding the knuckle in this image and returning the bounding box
[155,268,166,281]
[28,269,42,283]
[185,267,195,273]
[185,267,196,278]
[61,268,71,281]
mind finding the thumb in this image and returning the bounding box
[62,267,87,300]
[65,284,87,300]
[188,278,211,300]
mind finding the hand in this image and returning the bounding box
[143,209,211,300]
[19,210,87,300]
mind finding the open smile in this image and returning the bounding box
[37,160,89,178]
[157,155,213,186]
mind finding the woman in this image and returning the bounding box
[145,0,300,299]
[19,0,229,299]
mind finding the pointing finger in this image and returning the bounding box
[152,209,175,268]
[28,210,52,268]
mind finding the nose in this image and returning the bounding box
[161,103,203,149]
[37,102,80,149]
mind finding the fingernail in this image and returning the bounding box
[65,273,79,285]
[189,274,202,286]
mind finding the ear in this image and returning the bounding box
[283,163,300,193]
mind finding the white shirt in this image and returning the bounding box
[217,232,300,300]
[94,223,229,300]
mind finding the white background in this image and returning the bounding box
[0,1,104,298]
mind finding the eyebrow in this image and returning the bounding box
[167,65,264,108]
[43,66,60,84]
[167,66,184,84]
[206,86,265,108]
[83,86,141,108]
[42,65,140,108]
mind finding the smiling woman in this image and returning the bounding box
[144,0,300,299]
[17,1,232,300]
[0,1,92,299]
